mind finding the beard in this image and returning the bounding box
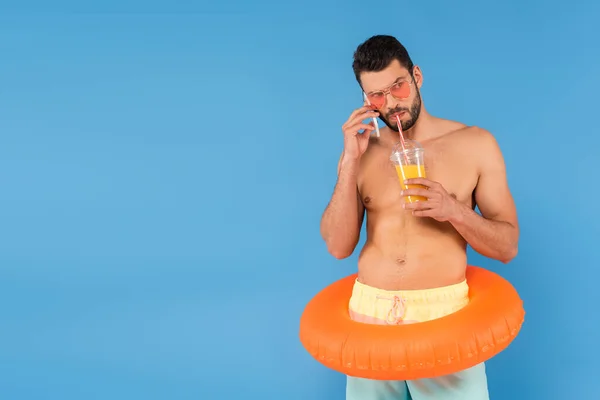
[380,87,422,132]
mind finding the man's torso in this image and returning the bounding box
[356,119,484,290]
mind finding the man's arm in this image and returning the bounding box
[320,153,365,259]
[448,130,519,263]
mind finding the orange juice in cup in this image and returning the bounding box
[390,140,427,203]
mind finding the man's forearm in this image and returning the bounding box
[449,202,519,263]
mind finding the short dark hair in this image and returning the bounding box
[352,35,414,84]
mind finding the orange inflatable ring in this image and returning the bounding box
[299,265,525,380]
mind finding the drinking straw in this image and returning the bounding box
[396,115,409,164]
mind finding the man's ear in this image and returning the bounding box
[412,65,423,89]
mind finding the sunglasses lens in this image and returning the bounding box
[367,93,385,109]
[391,82,410,99]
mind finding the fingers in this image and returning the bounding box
[348,105,373,120]
[360,121,376,134]
[346,112,379,131]
[344,106,369,126]
[347,122,375,133]
[412,209,436,218]
[403,200,434,211]
[358,122,376,138]
[401,188,434,199]
[343,107,379,133]
[364,101,379,111]
[404,178,441,190]
[343,120,377,137]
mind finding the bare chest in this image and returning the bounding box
[357,144,478,211]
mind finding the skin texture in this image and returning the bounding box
[320,59,519,290]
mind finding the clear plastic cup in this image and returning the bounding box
[389,140,427,203]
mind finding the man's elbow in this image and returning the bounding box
[499,244,518,264]
[324,238,357,260]
[331,250,352,260]
[328,245,354,260]
[499,224,519,264]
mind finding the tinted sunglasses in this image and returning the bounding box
[364,78,412,109]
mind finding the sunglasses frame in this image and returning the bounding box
[364,76,414,109]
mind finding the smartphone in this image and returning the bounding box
[363,92,380,137]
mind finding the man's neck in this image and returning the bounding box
[402,111,435,142]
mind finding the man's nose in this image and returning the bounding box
[384,91,401,107]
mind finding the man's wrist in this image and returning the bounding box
[340,153,361,173]
[448,199,470,225]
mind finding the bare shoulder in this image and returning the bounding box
[464,125,502,154]
[463,125,498,142]
[444,124,502,153]
[444,122,492,140]
[452,126,507,178]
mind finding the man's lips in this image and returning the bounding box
[389,111,406,121]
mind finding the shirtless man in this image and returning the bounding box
[320,35,519,400]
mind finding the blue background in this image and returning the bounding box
[1,1,599,399]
